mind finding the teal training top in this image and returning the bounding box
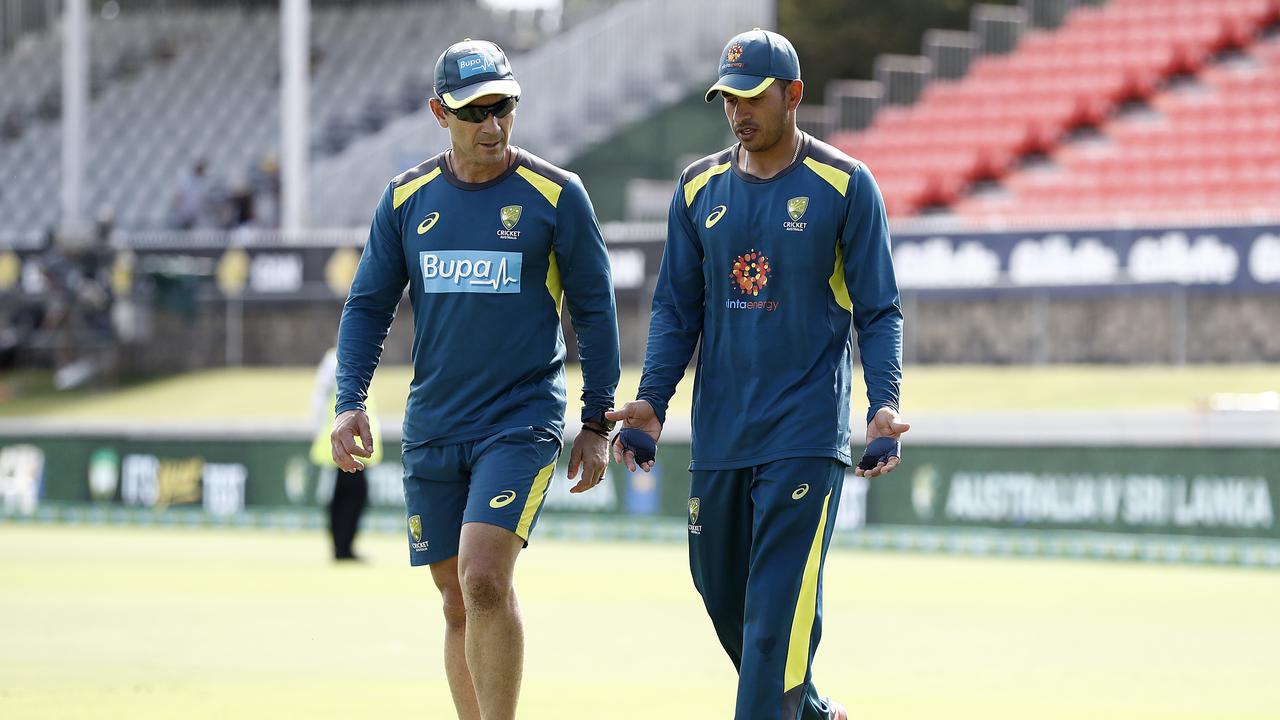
[336,147,620,449]
[638,134,902,470]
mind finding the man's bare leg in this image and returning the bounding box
[430,556,481,720]
[457,522,525,720]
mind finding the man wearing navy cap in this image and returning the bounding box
[609,29,910,720]
[331,38,620,720]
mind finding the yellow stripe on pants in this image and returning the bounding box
[783,490,833,691]
[515,459,556,541]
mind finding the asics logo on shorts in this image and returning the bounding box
[791,483,809,500]
[705,205,727,229]
[490,490,518,508]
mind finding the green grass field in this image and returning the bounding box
[2,364,1279,420]
[2,525,1278,719]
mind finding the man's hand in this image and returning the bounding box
[331,409,374,473]
[857,407,911,478]
[605,401,662,472]
[567,428,610,493]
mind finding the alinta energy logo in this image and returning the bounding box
[498,205,522,239]
[726,249,780,312]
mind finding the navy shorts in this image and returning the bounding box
[401,426,560,566]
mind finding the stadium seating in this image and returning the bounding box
[957,30,1280,224]
[0,2,515,233]
[0,0,767,232]
[830,0,1280,219]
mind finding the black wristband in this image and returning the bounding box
[583,410,616,433]
[582,423,610,439]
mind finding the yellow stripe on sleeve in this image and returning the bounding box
[516,166,563,208]
[803,157,851,197]
[392,167,442,209]
[682,162,732,207]
[545,250,563,315]
[514,459,557,541]
[828,243,852,312]
[783,490,833,691]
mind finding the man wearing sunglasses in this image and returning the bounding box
[331,38,620,720]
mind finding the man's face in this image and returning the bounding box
[431,93,516,167]
[722,80,802,154]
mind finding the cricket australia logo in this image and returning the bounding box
[498,205,522,239]
[784,196,808,232]
[688,497,702,535]
[408,514,429,552]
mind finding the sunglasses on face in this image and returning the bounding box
[441,96,519,123]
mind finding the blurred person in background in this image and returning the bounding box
[170,159,209,230]
[251,154,281,228]
[310,346,377,562]
[329,39,620,720]
[608,29,909,720]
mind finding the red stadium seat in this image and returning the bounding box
[837,0,1280,218]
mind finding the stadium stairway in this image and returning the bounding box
[826,0,1280,220]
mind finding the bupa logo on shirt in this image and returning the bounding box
[420,250,521,293]
[457,53,497,79]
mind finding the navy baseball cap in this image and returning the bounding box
[433,38,521,109]
[705,28,801,102]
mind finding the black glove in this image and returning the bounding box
[857,436,901,471]
[616,427,657,465]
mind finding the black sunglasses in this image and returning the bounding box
[441,96,519,123]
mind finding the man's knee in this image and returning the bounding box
[439,584,467,630]
[430,559,468,630]
[459,565,513,615]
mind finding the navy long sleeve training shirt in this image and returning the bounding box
[638,135,902,470]
[336,148,620,449]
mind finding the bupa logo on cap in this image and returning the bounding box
[457,53,497,79]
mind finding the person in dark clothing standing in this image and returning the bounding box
[311,346,376,561]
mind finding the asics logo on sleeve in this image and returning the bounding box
[705,205,727,229]
[418,212,440,235]
[420,251,522,293]
[791,484,810,500]
[490,490,518,508]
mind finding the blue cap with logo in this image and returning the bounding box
[433,38,522,109]
[704,28,801,102]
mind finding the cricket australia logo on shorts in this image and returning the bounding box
[688,497,702,535]
[420,250,521,293]
[408,514,429,552]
